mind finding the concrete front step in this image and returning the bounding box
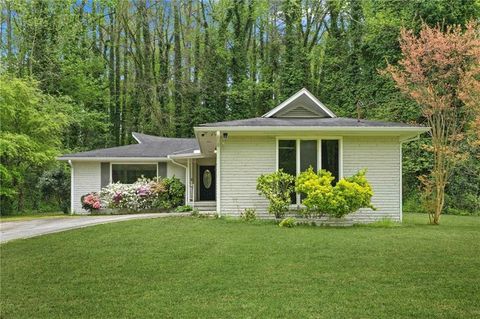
[192,201,216,211]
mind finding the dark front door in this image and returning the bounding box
[199,165,215,201]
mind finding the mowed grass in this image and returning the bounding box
[1,214,479,318]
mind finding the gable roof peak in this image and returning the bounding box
[262,88,336,118]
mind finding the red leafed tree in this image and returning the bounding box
[384,22,480,225]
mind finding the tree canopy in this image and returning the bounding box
[1,0,479,215]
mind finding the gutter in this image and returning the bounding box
[68,160,74,214]
[400,135,420,143]
[194,126,431,133]
[57,157,170,162]
[167,156,187,169]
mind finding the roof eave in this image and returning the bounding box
[57,156,170,161]
[194,126,430,133]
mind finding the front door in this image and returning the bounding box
[199,165,215,201]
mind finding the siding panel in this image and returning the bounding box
[220,136,276,215]
[167,162,186,182]
[72,162,101,214]
[342,136,401,222]
[219,135,401,223]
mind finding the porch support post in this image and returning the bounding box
[186,159,190,206]
[69,160,74,214]
[216,131,221,215]
[192,159,195,208]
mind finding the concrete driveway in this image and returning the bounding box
[0,213,187,243]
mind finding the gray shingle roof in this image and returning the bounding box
[199,117,423,128]
[59,134,198,159]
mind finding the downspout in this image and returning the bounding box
[68,160,74,215]
[167,156,189,206]
[216,131,221,215]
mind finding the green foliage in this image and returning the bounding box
[175,205,193,213]
[1,215,480,318]
[280,0,309,99]
[0,75,72,214]
[153,177,185,210]
[1,0,479,216]
[279,217,297,228]
[256,170,295,218]
[36,165,70,214]
[296,168,376,218]
[240,208,257,222]
[99,177,184,212]
[356,219,401,228]
[190,209,200,217]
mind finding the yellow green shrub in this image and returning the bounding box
[295,168,376,218]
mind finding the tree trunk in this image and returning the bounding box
[173,0,183,136]
[122,25,128,144]
[115,10,121,146]
[108,12,115,145]
[6,1,13,71]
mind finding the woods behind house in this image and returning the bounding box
[0,0,479,216]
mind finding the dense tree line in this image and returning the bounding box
[1,0,479,215]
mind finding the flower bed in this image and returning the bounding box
[80,177,185,214]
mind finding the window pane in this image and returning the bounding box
[300,140,317,172]
[321,140,339,183]
[300,140,317,202]
[112,164,157,184]
[278,140,296,204]
[278,140,296,176]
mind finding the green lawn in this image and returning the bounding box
[1,214,479,318]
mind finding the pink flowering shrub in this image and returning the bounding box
[99,177,184,212]
[81,192,101,212]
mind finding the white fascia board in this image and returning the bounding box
[262,88,337,118]
[167,153,206,159]
[194,126,430,134]
[57,157,170,162]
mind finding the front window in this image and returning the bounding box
[111,164,157,184]
[278,138,340,204]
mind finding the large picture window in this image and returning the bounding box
[112,164,157,184]
[277,138,341,204]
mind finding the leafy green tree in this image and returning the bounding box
[0,75,71,213]
[1,0,479,216]
[257,170,295,218]
[279,0,309,99]
[384,22,480,224]
[37,165,71,214]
